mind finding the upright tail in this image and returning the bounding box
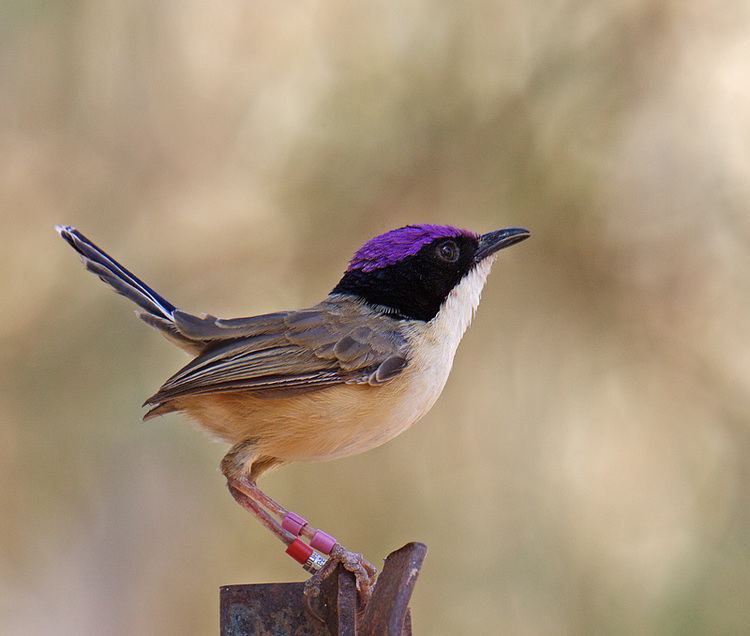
[56,225,201,353]
[57,225,176,319]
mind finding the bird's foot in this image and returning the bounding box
[303,544,378,621]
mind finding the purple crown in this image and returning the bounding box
[347,224,478,273]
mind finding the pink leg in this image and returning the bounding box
[227,476,378,601]
[227,480,329,573]
[234,476,331,545]
[226,483,292,545]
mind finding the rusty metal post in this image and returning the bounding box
[220,542,427,635]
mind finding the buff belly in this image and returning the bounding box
[178,360,447,462]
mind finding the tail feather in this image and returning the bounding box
[137,310,202,352]
[143,401,179,421]
[56,225,176,320]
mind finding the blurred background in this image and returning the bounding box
[2,1,749,634]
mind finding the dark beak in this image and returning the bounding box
[475,227,531,262]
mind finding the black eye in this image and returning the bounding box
[436,240,460,263]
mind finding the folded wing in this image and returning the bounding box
[145,299,408,408]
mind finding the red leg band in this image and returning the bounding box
[286,538,313,565]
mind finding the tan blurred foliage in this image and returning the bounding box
[1,1,749,634]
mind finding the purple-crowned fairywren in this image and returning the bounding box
[56,223,529,602]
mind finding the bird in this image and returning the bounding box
[56,222,529,602]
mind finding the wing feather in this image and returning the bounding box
[145,299,408,406]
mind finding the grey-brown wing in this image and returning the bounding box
[145,301,408,406]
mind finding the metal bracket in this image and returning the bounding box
[220,542,427,635]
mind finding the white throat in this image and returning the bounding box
[434,257,495,344]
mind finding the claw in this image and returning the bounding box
[303,544,378,622]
